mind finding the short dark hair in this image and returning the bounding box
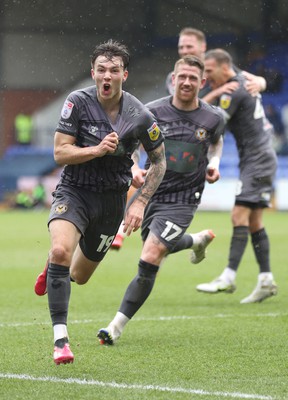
[205,48,233,66]
[91,39,130,69]
[179,27,206,45]
[174,55,205,77]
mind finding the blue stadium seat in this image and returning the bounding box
[276,156,288,178]
[0,146,57,201]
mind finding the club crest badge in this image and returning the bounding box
[61,100,74,119]
[55,204,68,214]
[195,128,207,141]
[220,94,232,110]
[147,122,160,141]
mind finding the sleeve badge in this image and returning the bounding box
[61,100,74,119]
[220,94,232,110]
[147,122,160,141]
[54,204,68,214]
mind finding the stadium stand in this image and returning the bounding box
[0,145,57,202]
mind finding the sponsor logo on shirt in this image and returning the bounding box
[195,128,207,141]
[88,125,99,135]
[147,122,160,141]
[61,100,74,119]
[220,94,232,110]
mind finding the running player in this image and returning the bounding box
[196,48,278,303]
[97,55,225,345]
[34,39,166,364]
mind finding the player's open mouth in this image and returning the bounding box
[103,84,111,94]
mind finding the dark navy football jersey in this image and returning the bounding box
[145,96,225,204]
[217,74,277,176]
[56,86,163,193]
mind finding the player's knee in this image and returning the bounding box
[231,212,248,227]
[50,244,72,266]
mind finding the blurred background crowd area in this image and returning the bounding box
[0,0,287,210]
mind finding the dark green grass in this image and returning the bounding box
[0,209,287,399]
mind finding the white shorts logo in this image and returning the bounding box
[61,100,74,119]
[235,180,243,196]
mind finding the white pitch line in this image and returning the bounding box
[0,373,274,400]
[0,313,286,328]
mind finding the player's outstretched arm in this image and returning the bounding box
[202,82,239,104]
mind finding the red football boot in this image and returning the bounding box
[110,234,124,250]
[34,260,48,296]
[54,338,74,365]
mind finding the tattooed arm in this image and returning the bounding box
[136,143,166,205]
[123,143,166,236]
[131,146,147,188]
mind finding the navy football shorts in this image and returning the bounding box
[48,184,126,261]
[141,201,198,251]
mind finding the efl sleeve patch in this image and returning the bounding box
[147,122,161,141]
[220,94,232,110]
[61,100,74,119]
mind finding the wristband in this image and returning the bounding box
[207,156,220,170]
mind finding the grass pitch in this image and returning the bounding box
[0,209,287,400]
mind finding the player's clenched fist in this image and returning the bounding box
[95,132,119,157]
[205,165,220,184]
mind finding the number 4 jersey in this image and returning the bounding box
[217,74,277,177]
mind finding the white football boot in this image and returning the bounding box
[97,312,129,345]
[190,230,216,264]
[240,274,278,304]
[97,325,121,345]
[196,277,236,293]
